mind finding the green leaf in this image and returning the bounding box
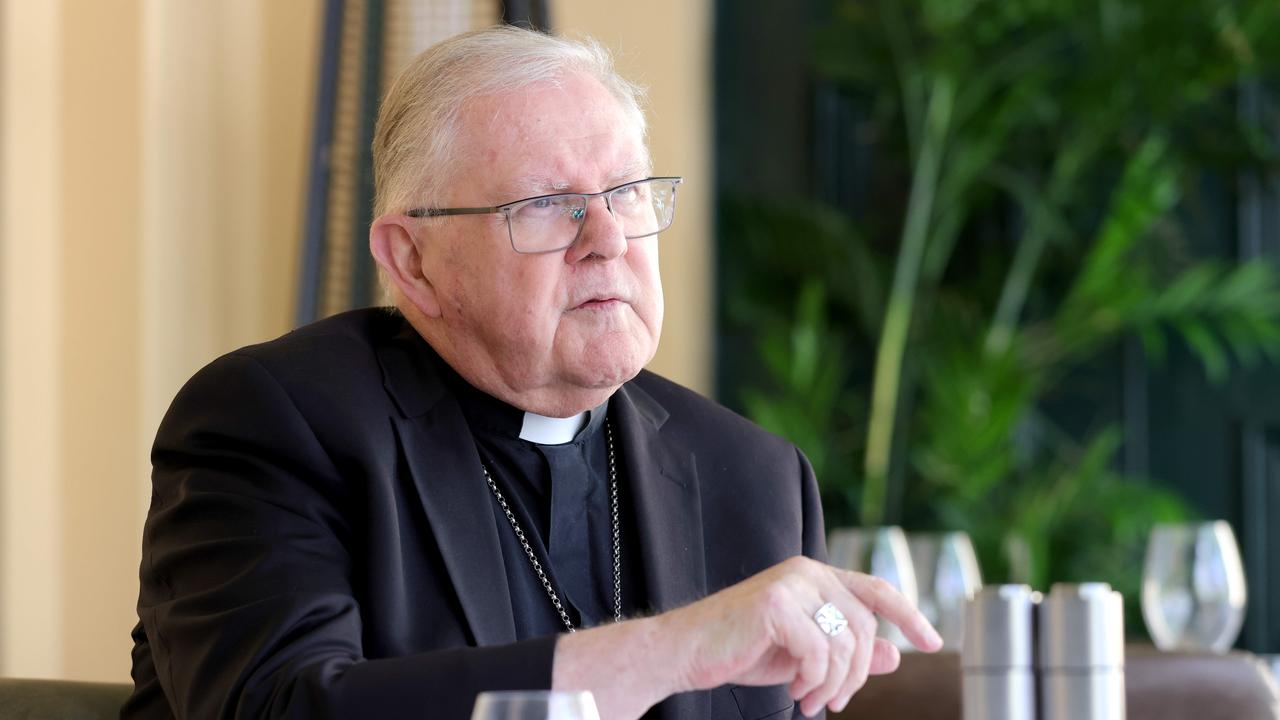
[1177,319,1230,383]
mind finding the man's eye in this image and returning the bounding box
[514,197,566,221]
[614,185,646,205]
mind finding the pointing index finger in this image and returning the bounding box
[839,571,943,652]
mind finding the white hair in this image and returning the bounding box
[372,25,648,219]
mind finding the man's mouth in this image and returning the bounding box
[574,297,623,310]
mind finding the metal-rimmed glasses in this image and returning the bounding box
[406,176,683,254]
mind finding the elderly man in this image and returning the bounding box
[124,26,939,720]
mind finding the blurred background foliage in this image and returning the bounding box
[719,0,1280,608]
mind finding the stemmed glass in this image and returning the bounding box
[907,531,983,649]
[470,691,601,720]
[1141,521,1247,653]
[827,526,919,647]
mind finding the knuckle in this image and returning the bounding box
[809,655,830,682]
[758,581,791,614]
[867,575,895,596]
[847,673,868,696]
[835,567,859,586]
[833,639,856,667]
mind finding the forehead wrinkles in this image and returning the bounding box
[457,81,648,199]
[493,90,620,147]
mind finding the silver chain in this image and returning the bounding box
[481,419,622,633]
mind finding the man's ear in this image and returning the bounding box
[369,216,442,318]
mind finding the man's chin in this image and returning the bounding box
[559,324,654,377]
[568,360,645,391]
[560,343,652,390]
[516,362,638,417]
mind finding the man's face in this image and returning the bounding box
[416,72,664,413]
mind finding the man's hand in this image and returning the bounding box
[553,556,942,719]
[657,556,942,716]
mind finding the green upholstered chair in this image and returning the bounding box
[0,678,130,720]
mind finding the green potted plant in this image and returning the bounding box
[721,0,1280,620]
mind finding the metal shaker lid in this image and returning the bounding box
[962,584,1039,670]
[1037,582,1125,670]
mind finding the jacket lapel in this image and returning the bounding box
[613,379,710,720]
[613,380,708,614]
[378,328,517,647]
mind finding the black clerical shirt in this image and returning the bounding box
[435,358,644,638]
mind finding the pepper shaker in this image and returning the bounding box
[961,584,1039,720]
[1037,582,1126,720]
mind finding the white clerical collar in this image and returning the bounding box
[518,410,588,445]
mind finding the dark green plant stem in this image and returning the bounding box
[862,77,954,527]
[985,219,1052,356]
[985,135,1096,355]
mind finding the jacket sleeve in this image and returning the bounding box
[795,446,829,720]
[136,351,556,719]
[797,447,828,565]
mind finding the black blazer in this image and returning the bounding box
[124,309,826,720]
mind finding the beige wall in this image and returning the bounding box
[556,0,714,395]
[0,0,711,683]
[1,0,318,681]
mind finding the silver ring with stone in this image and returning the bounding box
[813,601,848,637]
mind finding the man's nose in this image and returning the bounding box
[564,195,627,263]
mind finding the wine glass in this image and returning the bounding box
[907,531,983,649]
[470,690,601,720]
[1141,520,1247,653]
[827,526,919,648]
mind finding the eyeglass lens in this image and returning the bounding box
[506,179,678,253]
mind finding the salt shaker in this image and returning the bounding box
[961,584,1038,720]
[1037,582,1126,720]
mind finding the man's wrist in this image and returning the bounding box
[642,609,699,696]
[552,615,685,719]
[631,614,688,700]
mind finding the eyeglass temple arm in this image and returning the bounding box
[406,206,501,218]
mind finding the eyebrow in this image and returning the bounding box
[496,158,655,201]
[606,159,655,185]
[498,175,571,199]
